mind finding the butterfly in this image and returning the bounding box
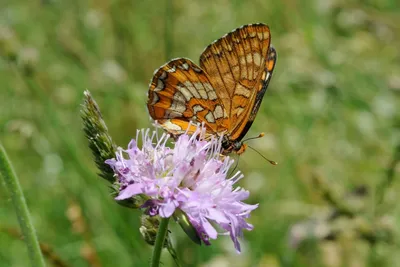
[147,23,277,155]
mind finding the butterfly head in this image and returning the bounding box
[221,136,247,155]
[221,133,278,165]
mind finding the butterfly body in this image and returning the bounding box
[147,23,277,154]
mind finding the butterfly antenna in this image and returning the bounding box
[242,132,265,142]
[247,145,278,165]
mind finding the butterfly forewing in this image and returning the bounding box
[235,46,277,141]
[147,58,230,137]
[199,24,273,141]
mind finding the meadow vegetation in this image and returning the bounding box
[1,0,399,266]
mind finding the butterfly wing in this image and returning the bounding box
[199,23,276,142]
[147,58,230,136]
[240,46,277,140]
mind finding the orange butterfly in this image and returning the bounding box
[147,23,277,155]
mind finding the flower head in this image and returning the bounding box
[106,125,258,252]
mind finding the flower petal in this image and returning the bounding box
[159,200,177,217]
[115,183,142,200]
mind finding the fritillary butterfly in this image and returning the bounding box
[147,23,277,154]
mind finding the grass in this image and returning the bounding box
[1,0,399,266]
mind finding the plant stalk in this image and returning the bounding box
[150,217,170,267]
[0,143,46,267]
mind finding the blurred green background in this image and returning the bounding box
[1,0,399,266]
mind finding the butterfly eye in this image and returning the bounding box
[233,142,243,151]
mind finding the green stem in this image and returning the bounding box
[150,217,170,267]
[0,143,46,267]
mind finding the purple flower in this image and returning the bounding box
[106,125,258,253]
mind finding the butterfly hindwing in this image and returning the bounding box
[147,58,229,136]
